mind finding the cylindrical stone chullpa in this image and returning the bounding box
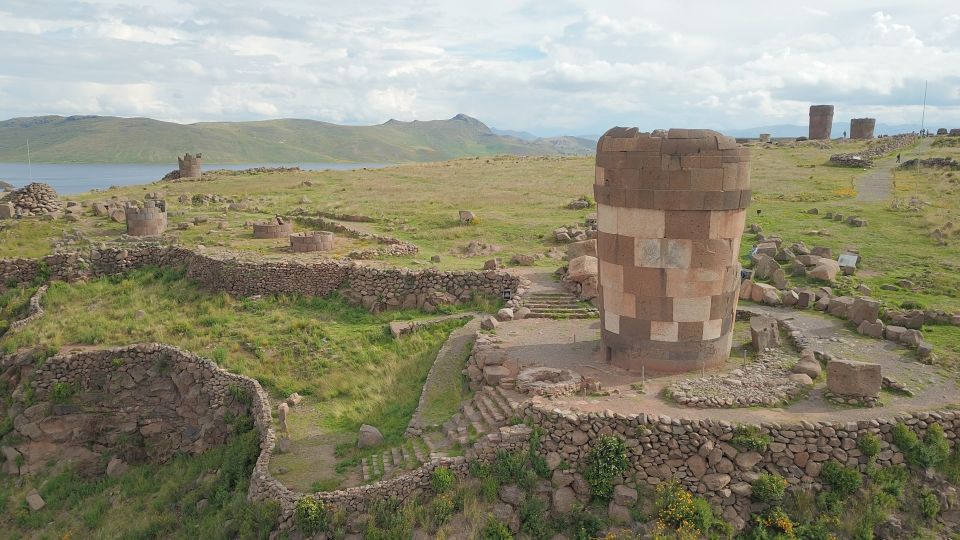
[849,118,876,140]
[593,127,750,374]
[808,105,834,140]
[124,200,167,236]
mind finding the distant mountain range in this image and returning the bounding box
[0,114,596,164]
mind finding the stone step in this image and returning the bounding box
[525,312,598,319]
[391,446,403,467]
[361,458,371,482]
[523,303,586,309]
[495,386,523,415]
[489,386,519,417]
[479,394,507,424]
[412,439,427,463]
[473,395,501,427]
[461,402,488,434]
[382,453,393,475]
[481,387,510,419]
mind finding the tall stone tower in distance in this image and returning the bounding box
[808,106,834,140]
[593,127,751,374]
[178,153,203,178]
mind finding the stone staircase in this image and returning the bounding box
[522,292,599,319]
[359,386,525,483]
[360,437,433,483]
[442,385,524,447]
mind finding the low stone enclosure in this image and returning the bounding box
[253,217,294,239]
[0,245,520,313]
[289,231,335,252]
[0,344,258,476]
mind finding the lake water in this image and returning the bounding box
[0,162,388,195]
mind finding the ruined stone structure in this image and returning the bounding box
[808,105,834,140]
[849,118,876,140]
[290,231,335,252]
[594,128,750,373]
[0,344,254,476]
[253,217,293,239]
[124,200,167,236]
[758,134,770,143]
[178,153,202,178]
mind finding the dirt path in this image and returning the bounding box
[406,316,481,432]
[496,306,956,425]
[856,138,932,202]
[507,267,565,293]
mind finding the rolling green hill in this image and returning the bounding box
[0,114,595,163]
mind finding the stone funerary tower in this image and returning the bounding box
[178,153,202,178]
[594,128,751,373]
[808,105,834,140]
[849,118,876,140]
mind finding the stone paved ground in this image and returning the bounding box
[492,292,955,424]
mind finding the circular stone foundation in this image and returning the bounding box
[516,367,583,396]
[253,220,293,239]
[290,231,335,252]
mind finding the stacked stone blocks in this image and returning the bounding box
[178,153,202,178]
[290,231,335,252]
[594,127,750,373]
[124,199,167,236]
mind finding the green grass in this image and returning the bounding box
[0,266,471,440]
[0,425,278,539]
[0,284,36,335]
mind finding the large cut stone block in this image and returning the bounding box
[827,360,881,397]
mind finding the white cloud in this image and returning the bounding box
[0,1,959,134]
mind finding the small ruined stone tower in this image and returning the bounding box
[808,105,834,140]
[124,199,167,236]
[594,128,751,373]
[178,153,202,178]
[849,118,876,140]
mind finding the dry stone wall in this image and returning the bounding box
[524,403,960,529]
[0,245,520,312]
[0,344,255,476]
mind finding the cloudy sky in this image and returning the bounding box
[1,0,958,135]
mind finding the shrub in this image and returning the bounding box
[493,450,527,485]
[568,504,603,540]
[583,435,628,499]
[654,479,720,536]
[857,433,882,459]
[481,516,514,540]
[50,382,74,404]
[820,461,862,496]
[919,489,940,519]
[752,473,787,504]
[0,416,12,439]
[480,477,499,502]
[731,425,772,452]
[432,466,455,494]
[750,507,796,538]
[294,497,328,536]
[892,422,950,468]
[519,497,550,539]
[430,493,454,529]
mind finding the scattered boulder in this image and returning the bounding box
[792,352,822,379]
[566,239,597,260]
[357,424,384,448]
[857,319,885,339]
[459,210,476,224]
[827,360,881,398]
[497,308,515,322]
[481,315,499,331]
[808,259,840,282]
[511,254,535,266]
[106,457,129,477]
[848,297,881,325]
[750,316,780,352]
[752,254,779,280]
[25,489,45,512]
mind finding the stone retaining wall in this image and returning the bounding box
[0,344,257,476]
[524,403,959,529]
[7,284,47,332]
[0,246,520,312]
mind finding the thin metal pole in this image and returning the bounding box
[920,80,927,135]
[26,137,33,181]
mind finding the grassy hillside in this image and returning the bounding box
[0,114,594,163]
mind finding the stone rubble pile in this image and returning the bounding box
[0,182,62,216]
[828,134,918,168]
[667,349,807,408]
